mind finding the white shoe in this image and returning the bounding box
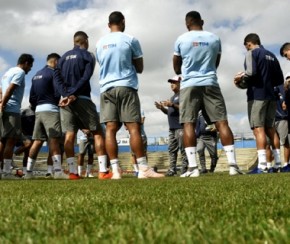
[180,168,200,178]
[54,171,69,179]
[23,172,34,179]
[229,165,244,175]
[2,173,22,180]
[111,168,122,180]
[138,167,165,179]
[86,173,94,178]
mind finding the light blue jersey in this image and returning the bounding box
[96,32,143,93]
[1,67,25,113]
[174,30,221,89]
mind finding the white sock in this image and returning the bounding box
[223,145,237,165]
[257,149,267,169]
[86,164,93,174]
[272,149,281,167]
[136,157,149,170]
[133,163,139,172]
[266,162,272,169]
[52,154,62,171]
[185,147,197,168]
[3,159,12,173]
[47,165,53,174]
[27,158,36,172]
[22,167,27,175]
[98,155,107,173]
[78,166,83,176]
[110,159,119,173]
[67,157,76,174]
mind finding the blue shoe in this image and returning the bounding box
[267,167,274,173]
[281,164,290,173]
[248,167,267,174]
[134,171,139,177]
[267,167,280,173]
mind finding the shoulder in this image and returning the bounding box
[12,67,25,81]
[14,67,25,75]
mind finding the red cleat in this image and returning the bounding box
[98,171,113,180]
[69,173,81,180]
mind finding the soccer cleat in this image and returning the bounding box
[22,172,34,179]
[69,173,80,180]
[98,171,113,180]
[54,171,69,179]
[111,172,122,180]
[2,173,22,180]
[281,164,290,173]
[138,167,165,179]
[229,165,244,175]
[200,168,208,174]
[247,167,266,174]
[209,165,216,173]
[86,173,95,178]
[268,167,280,173]
[165,170,177,177]
[45,173,53,179]
[180,168,200,178]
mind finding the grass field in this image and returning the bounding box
[0,173,290,243]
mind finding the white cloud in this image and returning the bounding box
[1,0,290,137]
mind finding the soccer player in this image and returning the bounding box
[96,11,164,179]
[173,11,243,177]
[235,33,284,174]
[55,31,111,180]
[23,53,69,179]
[0,54,34,179]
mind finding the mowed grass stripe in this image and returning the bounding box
[0,173,289,243]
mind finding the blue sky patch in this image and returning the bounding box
[57,0,90,13]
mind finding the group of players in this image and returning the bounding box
[1,10,290,180]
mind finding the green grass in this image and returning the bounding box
[0,173,290,243]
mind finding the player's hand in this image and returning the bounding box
[59,95,77,107]
[154,101,163,109]
[161,100,173,107]
[59,97,69,107]
[234,72,245,85]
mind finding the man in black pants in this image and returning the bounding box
[155,75,188,176]
[196,111,219,173]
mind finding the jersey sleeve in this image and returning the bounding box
[131,37,143,59]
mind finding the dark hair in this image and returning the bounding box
[244,33,261,45]
[109,11,124,25]
[74,31,88,39]
[46,53,61,61]
[186,11,202,21]
[17,54,34,65]
[280,42,290,57]
[185,11,203,27]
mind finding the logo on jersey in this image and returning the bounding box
[192,42,209,47]
[103,44,117,49]
[65,55,77,60]
[33,75,43,80]
[265,55,274,61]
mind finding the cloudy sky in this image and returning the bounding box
[1,0,290,140]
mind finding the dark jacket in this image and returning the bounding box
[29,65,61,107]
[54,46,95,97]
[244,45,284,101]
